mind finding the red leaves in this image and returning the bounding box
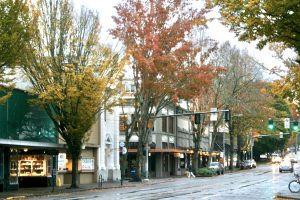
[111,0,219,103]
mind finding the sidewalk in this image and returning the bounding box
[275,191,300,200]
[0,178,172,200]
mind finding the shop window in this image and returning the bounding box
[80,158,94,171]
[168,117,174,133]
[18,155,51,177]
[162,117,167,132]
[10,153,18,184]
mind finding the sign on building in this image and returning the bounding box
[58,153,66,171]
[81,158,94,171]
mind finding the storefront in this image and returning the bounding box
[0,89,63,191]
[11,148,59,188]
[0,141,64,191]
[57,147,98,185]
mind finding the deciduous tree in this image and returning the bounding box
[111,0,218,179]
[209,0,300,56]
[209,41,267,169]
[0,0,31,103]
[22,0,125,188]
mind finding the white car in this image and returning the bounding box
[208,162,224,175]
[279,161,294,173]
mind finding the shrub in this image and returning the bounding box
[195,168,215,177]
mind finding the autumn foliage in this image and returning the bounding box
[111,0,221,179]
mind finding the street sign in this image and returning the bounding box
[119,142,125,148]
[210,108,218,122]
[284,118,290,129]
[122,147,127,155]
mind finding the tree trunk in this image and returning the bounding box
[71,153,79,188]
[136,141,143,181]
[229,131,234,170]
[236,132,242,168]
[193,148,199,169]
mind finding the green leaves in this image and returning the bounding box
[211,0,300,55]
[0,0,31,103]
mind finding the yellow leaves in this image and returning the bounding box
[192,17,207,26]
[39,83,64,102]
[246,0,260,8]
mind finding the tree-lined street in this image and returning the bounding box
[30,158,300,200]
[1,0,300,198]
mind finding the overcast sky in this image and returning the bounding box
[75,0,296,80]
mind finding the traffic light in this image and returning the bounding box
[268,118,274,130]
[224,110,231,122]
[292,121,299,131]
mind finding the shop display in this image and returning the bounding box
[18,156,47,177]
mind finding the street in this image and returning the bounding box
[29,162,300,200]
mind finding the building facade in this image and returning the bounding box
[57,108,121,185]
[0,89,63,191]
[0,89,121,192]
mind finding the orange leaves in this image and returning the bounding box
[112,0,219,112]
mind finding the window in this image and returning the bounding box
[162,117,167,132]
[162,116,174,133]
[81,158,94,171]
[10,153,18,184]
[169,143,175,149]
[119,115,128,132]
[168,117,174,133]
[125,82,136,93]
[162,142,168,149]
[128,142,138,149]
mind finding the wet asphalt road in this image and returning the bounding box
[31,163,299,200]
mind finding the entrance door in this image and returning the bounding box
[170,154,175,176]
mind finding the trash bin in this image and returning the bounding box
[130,170,137,181]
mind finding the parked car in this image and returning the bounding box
[279,160,294,173]
[208,162,224,175]
[250,159,257,168]
[240,160,252,169]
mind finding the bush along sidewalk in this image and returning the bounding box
[195,168,216,177]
